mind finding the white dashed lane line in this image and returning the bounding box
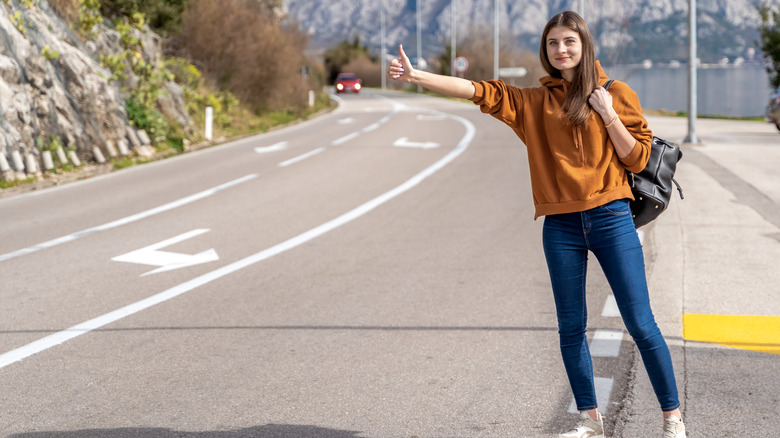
[602,294,621,318]
[278,147,326,168]
[331,132,361,146]
[590,329,625,357]
[568,377,615,414]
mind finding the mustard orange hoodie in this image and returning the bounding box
[470,62,652,218]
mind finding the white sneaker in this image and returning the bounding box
[663,415,687,438]
[559,411,605,438]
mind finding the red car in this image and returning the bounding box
[335,73,362,93]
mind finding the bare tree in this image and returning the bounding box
[455,23,546,87]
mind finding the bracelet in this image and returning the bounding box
[604,114,619,128]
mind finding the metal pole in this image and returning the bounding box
[494,0,499,80]
[579,0,585,18]
[684,0,700,143]
[450,0,456,76]
[417,0,422,92]
[381,3,387,90]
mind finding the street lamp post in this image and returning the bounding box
[381,2,386,90]
[684,0,700,143]
[417,0,422,92]
[451,0,456,76]
[494,0,499,80]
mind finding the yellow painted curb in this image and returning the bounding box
[683,313,780,355]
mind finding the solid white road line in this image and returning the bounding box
[0,109,476,370]
[0,174,258,263]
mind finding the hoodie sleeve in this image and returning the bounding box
[610,81,653,173]
[470,80,525,132]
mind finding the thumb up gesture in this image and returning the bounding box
[389,44,414,82]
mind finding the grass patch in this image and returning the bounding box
[112,156,151,170]
[0,177,36,189]
[205,92,335,138]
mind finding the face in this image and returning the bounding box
[546,26,582,80]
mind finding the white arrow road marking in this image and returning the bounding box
[254,141,287,154]
[112,229,219,276]
[393,137,440,149]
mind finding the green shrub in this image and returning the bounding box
[125,97,170,144]
[100,0,186,35]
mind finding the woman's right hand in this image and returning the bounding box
[387,44,475,99]
[389,44,413,82]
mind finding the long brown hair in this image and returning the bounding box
[539,11,598,126]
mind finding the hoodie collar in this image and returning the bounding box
[539,61,610,89]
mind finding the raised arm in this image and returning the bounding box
[389,44,475,100]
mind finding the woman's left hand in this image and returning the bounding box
[589,87,615,122]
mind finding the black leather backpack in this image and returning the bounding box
[604,80,684,228]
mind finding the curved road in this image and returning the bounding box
[0,91,637,437]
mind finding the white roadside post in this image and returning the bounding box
[24,153,39,176]
[92,146,106,164]
[67,150,81,167]
[205,106,213,142]
[0,152,12,180]
[55,146,68,164]
[11,150,23,172]
[42,150,54,170]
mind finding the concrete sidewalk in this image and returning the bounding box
[615,116,780,437]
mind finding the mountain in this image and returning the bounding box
[283,0,763,65]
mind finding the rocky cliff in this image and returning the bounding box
[0,2,191,183]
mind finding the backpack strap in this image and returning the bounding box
[603,79,615,90]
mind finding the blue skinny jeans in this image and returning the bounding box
[542,199,680,412]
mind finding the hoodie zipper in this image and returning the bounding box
[561,79,585,165]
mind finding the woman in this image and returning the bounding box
[389,11,687,438]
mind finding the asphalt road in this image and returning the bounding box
[3,90,770,437]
